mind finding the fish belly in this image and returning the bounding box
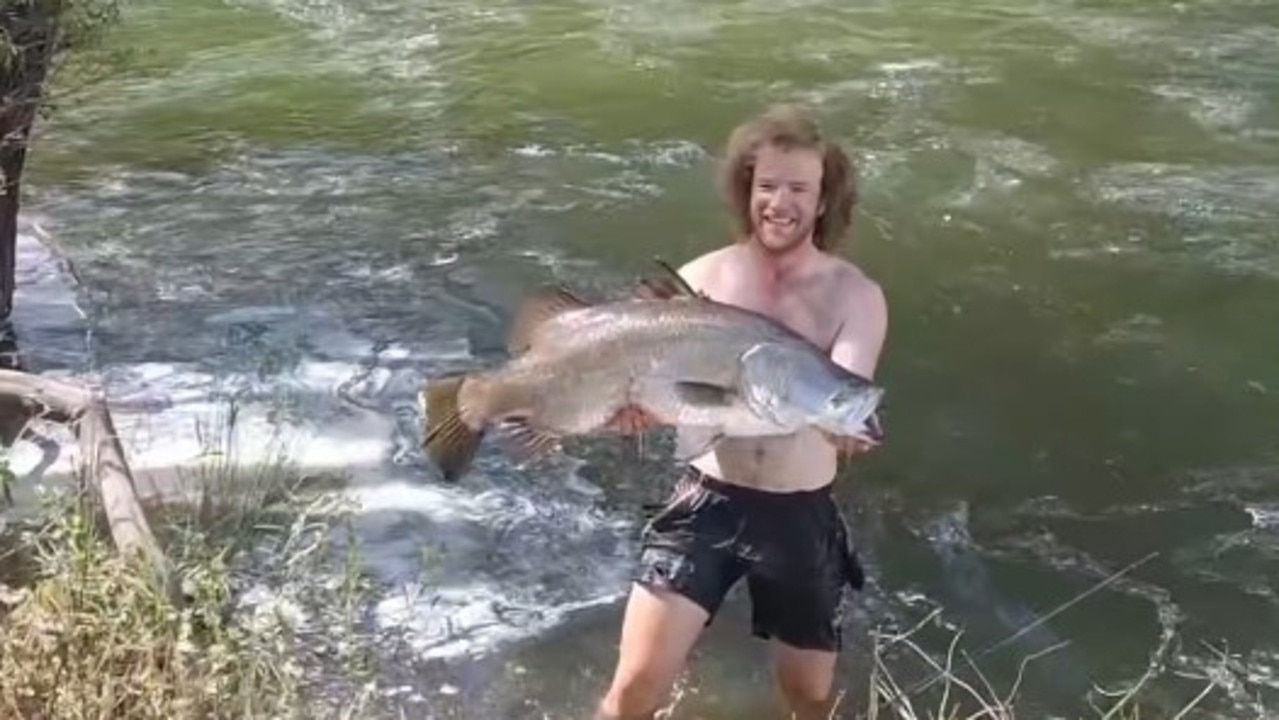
[515,362,635,435]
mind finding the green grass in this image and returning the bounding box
[0,443,387,720]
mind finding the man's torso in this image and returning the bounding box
[679,244,875,492]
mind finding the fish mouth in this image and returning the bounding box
[828,386,885,437]
[853,390,884,426]
[860,408,886,442]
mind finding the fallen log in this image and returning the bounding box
[0,367,177,602]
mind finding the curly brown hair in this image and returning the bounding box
[719,104,858,253]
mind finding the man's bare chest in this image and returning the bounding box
[710,283,840,350]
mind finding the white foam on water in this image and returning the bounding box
[1171,644,1279,717]
[1152,82,1260,135]
[5,224,640,668]
[508,138,708,170]
[1246,504,1279,531]
[585,0,727,46]
[1068,162,1279,277]
[1087,163,1279,223]
[374,580,627,662]
[1049,13,1173,54]
[346,472,638,662]
[9,339,640,666]
[8,349,407,504]
[248,0,445,84]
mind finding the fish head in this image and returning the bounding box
[739,342,885,433]
[814,375,885,437]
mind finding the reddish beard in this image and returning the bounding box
[750,214,816,255]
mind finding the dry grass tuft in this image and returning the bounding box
[0,443,385,720]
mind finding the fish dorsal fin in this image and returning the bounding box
[634,257,708,300]
[508,285,592,355]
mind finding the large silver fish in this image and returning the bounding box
[419,266,885,482]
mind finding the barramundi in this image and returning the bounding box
[420,265,884,482]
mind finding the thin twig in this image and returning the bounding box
[1169,681,1217,720]
[1000,639,1072,707]
[902,551,1160,702]
[979,551,1160,658]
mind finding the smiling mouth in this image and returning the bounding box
[763,215,797,231]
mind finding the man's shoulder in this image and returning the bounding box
[821,254,885,308]
[678,245,739,286]
[679,245,738,271]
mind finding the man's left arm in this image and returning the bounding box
[825,279,888,456]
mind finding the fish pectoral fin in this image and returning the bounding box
[508,285,593,355]
[673,426,726,462]
[672,381,736,407]
[494,418,564,463]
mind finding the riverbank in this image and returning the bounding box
[0,443,393,718]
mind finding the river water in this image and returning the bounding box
[13,0,1279,717]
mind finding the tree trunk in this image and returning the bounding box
[0,130,30,322]
[1,0,56,322]
[0,368,178,602]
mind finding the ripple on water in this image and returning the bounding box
[1151,82,1264,136]
[1088,163,1278,224]
[248,0,449,85]
[1061,162,1279,277]
[1004,472,1279,715]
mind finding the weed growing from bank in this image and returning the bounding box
[849,605,1225,720]
[0,449,389,720]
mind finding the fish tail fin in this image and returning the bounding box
[420,373,487,482]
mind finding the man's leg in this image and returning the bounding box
[597,472,743,719]
[746,494,863,719]
[770,641,840,719]
[748,579,845,720]
[594,583,710,720]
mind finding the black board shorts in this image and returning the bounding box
[635,466,866,652]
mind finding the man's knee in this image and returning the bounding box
[597,669,676,720]
[777,670,835,708]
[773,644,839,718]
[596,583,710,720]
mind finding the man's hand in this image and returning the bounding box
[603,404,662,435]
[821,430,881,458]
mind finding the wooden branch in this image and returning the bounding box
[0,368,178,603]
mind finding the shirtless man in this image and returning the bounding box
[594,104,889,720]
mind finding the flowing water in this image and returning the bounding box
[11,0,1279,717]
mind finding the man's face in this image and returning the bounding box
[748,142,825,255]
